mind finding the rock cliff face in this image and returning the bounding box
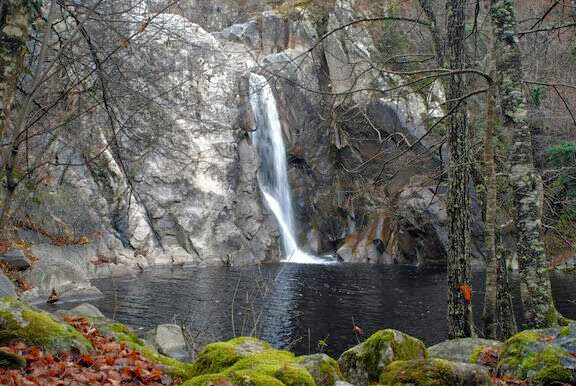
[15,2,485,300]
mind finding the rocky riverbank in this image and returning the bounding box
[1,297,574,385]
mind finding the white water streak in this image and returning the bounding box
[248,74,322,264]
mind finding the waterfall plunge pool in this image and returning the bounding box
[45,263,576,358]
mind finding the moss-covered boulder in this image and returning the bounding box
[379,358,491,385]
[185,337,316,385]
[190,337,272,376]
[185,370,284,386]
[296,353,343,385]
[428,337,502,366]
[496,324,576,384]
[337,329,428,384]
[0,298,92,354]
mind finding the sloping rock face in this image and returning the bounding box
[18,12,281,300]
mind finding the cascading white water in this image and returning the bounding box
[248,73,321,264]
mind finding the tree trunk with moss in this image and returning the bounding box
[446,0,474,339]
[482,78,499,338]
[0,0,39,231]
[489,0,557,329]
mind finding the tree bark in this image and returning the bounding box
[489,0,557,328]
[417,0,444,66]
[482,77,499,338]
[446,0,474,339]
[496,237,518,339]
[0,0,39,231]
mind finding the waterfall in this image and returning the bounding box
[248,73,321,264]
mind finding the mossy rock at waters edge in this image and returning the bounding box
[184,337,317,385]
[337,329,428,385]
[379,358,491,385]
[0,298,93,354]
[58,304,196,380]
[496,324,576,384]
[83,317,196,380]
[428,337,502,366]
[296,353,344,385]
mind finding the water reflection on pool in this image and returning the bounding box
[47,264,576,357]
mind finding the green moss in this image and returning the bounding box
[519,346,573,382]
[228,351,314,385]
[296,354,343,385]
[105,322,145,347]
[143,347,196,380]
[190,337,272,377]
[469,346,483,364]
[498,330,541,370]
[339,329,428,384]
[362,330,428,377]
[184,370,285,386]
[0,300,92,354]
[498,328,575,383]
[188,337,316,385]
[379,358,455,386]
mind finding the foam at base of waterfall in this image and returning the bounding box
[286,248,326,264]
[261,191,330,265]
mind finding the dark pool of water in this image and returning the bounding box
[47,264,576,357]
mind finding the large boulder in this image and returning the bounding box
[58,303,105,319]
[296,353,343,385]
[337,329,428,385]
[428,337,502,365]
[379,358,491,385]
[145,324,189,362]
[20,244,105,303]
[186,337,315,385]
[496,324,576,384]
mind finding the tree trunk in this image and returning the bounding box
[482,77,499,339]
[446,0,474,339]
[418,0,444,66]
[496,238,518,340]
[0,0,38,231]
[489,0,557,328]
